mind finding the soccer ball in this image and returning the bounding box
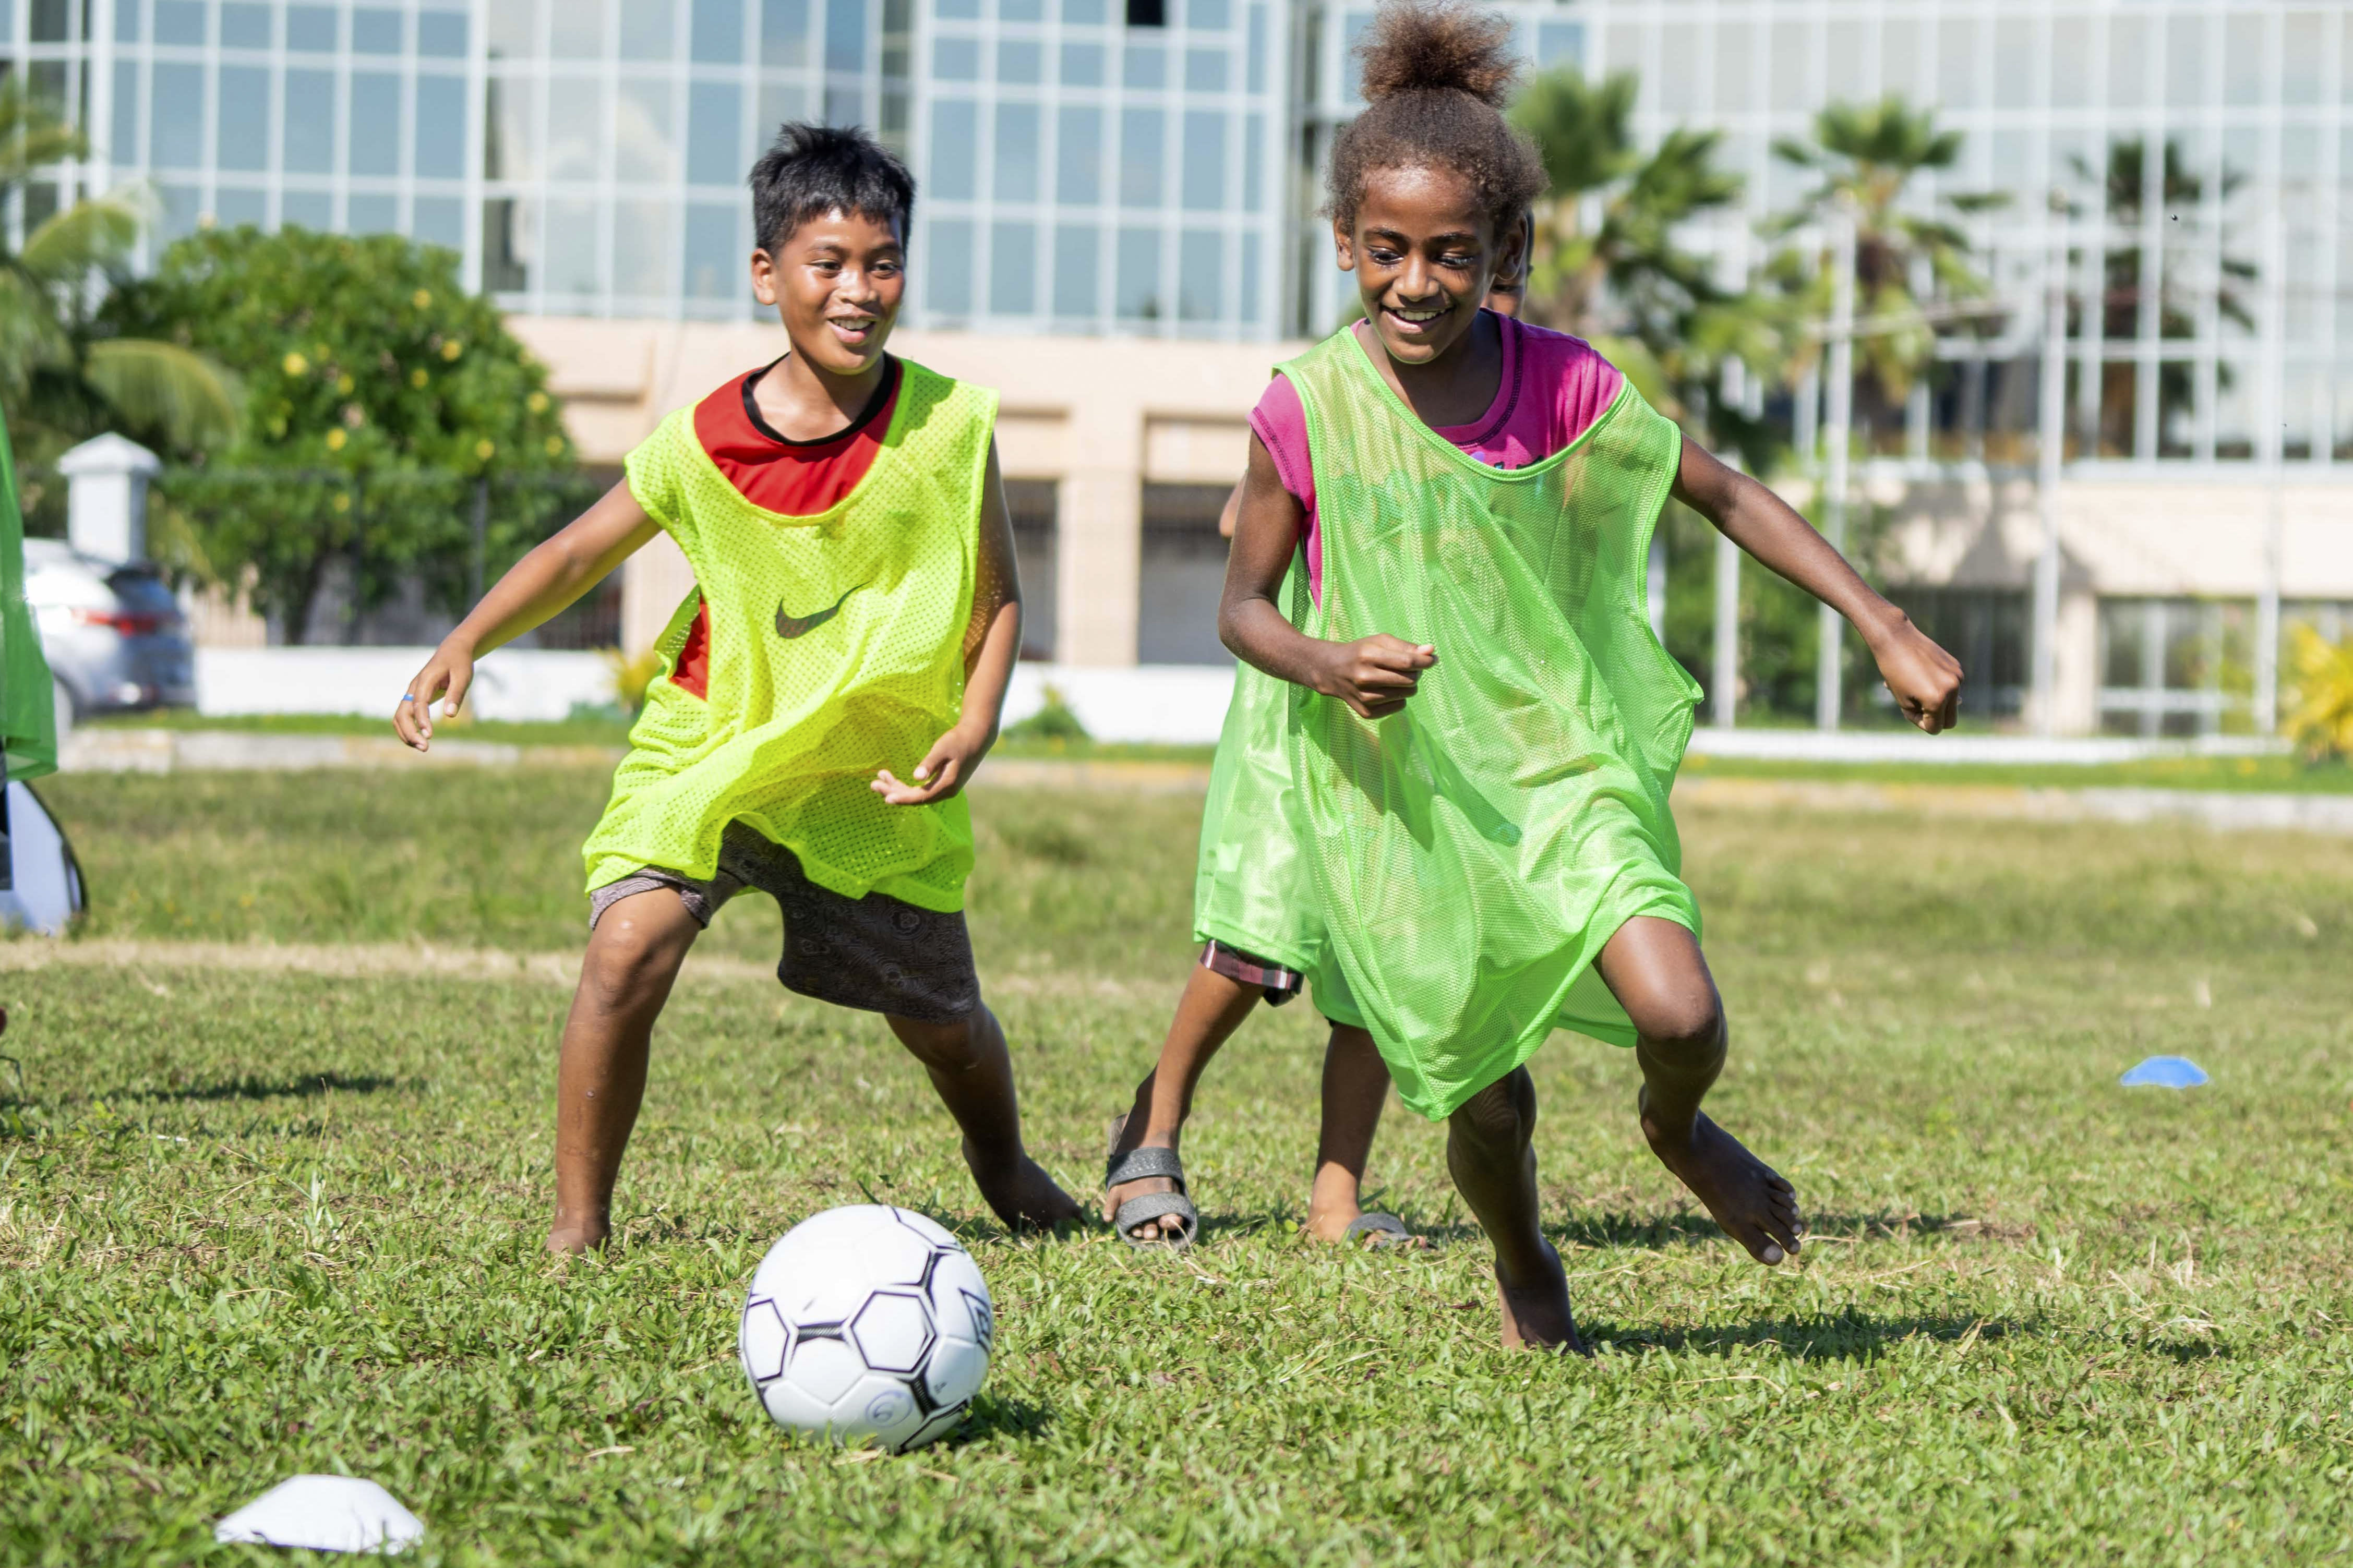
[737,1204,994,1452]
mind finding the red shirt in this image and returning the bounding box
[667,357,902,698]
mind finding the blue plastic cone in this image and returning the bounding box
[2119,1055,2208,1089]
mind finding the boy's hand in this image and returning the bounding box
[394,641,475,752]
[873,722,993,805]
[1868,615,1964,733]
[1310,634,1437,720]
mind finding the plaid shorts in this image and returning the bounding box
[1200,939,1305,1006]
[590,823,979,1023]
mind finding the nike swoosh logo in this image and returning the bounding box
[775,586,860,640]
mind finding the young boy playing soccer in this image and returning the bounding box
[1104,213,1536,1252]
[394,124,1079,1252]
[1208,2,1963,1348]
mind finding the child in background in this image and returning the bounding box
[1105,212,1536,1252]
[1215,2,1961,1347]
[395,124,1078,1252]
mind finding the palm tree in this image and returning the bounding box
[0,83,238,479]
[1770,97,2006,445]
[1508,68,1762,426]
[2069,138,2253,457]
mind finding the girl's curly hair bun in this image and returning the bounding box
[1355,0,1522,108]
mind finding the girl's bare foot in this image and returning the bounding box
[965,1139,1083,1233]
[546,1216,610,1256]
[1102,1114,1188,1243]
[1637,1089,1804,1264]
[1494,1240,1586,1353]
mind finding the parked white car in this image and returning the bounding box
[23,538,197,732]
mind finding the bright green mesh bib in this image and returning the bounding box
[584,359,996,912]
[1271,329,1704,1120]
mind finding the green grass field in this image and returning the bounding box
[6,768,2352,1564]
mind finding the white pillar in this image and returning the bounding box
[2254,210,2286,735]
[2031,201,2069,737]
[1058,397,1144,667]
[57,434,162,563]
[1712,530,1739,728]
[1816,203,1856,732]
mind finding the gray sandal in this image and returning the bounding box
[1104,1138,1198,1252]
[1343,1212,1420,1251]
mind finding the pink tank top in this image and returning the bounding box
[1247,313,1625,604]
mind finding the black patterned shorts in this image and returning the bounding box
[589,823,979,1023]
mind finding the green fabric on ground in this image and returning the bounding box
[0,411,58,783]
[1280,328,1703,1119]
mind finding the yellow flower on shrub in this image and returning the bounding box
[326,428,347,451]
[411,368,429,389]
[605,647,665,713]
[283,352,308,376]
[2284,623,2353,764]
[527,391,550,414]
[441,339,464,361]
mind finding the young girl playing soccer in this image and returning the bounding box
[1104,215,1534,1252]
[1203,1,1962,1348]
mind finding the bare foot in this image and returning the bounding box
[1102,1114,1188,1243]
[966,1139,1083,1234]
[1494,1241,1586,1354]
[1638,1089,1804,1265]
[546,1217,610,1256]
[1301,1200,1362,1244]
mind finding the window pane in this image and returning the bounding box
[616,198,681,297]
[419,11,469,58]
[150,64,203,171]
[214,185,267,229]
[928,218,974,316]
[283,190,333,232]
[219,66,270,172]
[2166,14,2206,108]
[757,81,807,144]
[622,0,676,59]
[414,195,464,251]
[116,0,142,41]
[761,0,809,67]
[1053,224,1097,316]
[545,198,604,295]
[1121,107,1162,206]
[353,8,402,53]
[1993,19,2033,110]
[1181,110,1223,210]
[221,5,271,46]
[1000,40,1042,84]
[483,196,533,290]
[1186,0,1229,29]
[154,1,205,45]
[991,222,1036,315]
[1536,20,1581,71]
[1058,105,1101,203]
[995,103,1039,202]
[1061,41,1103,87]
[416,76,467,180]
[1178,228,1219,320]
[487,1,534,56]
[350,74,402,178]
[1123,43,1164,89]
[1243,112,1261,210]
[685,202,739,299]
[931,99,977,200]
[111,61,137,165]
[934,36,978,80]
[2109,16,2149,110]
[2051,17,2092,110]
[549,79,608,180]
[1770,21,1810,112]
[616,78,678,184]
[692,0,743,63]
[287,5,337,51]
[158,184,203,243]
[1936,19,1976,110]
[1247,4,1266,91]
[824,0,863,72]
[1714,19,1750,112]
[688,81,742,186]
[553,0,608,58]
[1240,231,1259,323]
[348,193,398,235]
[1117,226,1159,319]
[486,75,541,181]
[1184,48,1224,92]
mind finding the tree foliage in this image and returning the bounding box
[106,228,575,643]
[0,81,239,499]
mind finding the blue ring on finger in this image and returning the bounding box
[400,694,416,702]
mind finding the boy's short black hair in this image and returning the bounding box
[749,123,917,254]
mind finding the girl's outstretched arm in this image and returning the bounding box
[394,481,660,751]
[1671,435,1964,733]
[1219,431,1435,719]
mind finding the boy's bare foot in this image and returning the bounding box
[546,1217,610,1256]
[1494,1240,1586,1354]
[1637,1089,1804,1265]
[966,1139,1083,1233]
[1102,1114,1188,1243]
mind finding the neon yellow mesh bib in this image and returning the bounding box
[583,359,997,913]
[1277,330,1703,1119]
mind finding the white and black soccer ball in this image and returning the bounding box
[738,1204,994,1452]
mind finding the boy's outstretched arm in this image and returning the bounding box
[394,481,660,751]
[1220,431,1435,719]
[874,440,1022,805]
[1671,435,1964,734]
